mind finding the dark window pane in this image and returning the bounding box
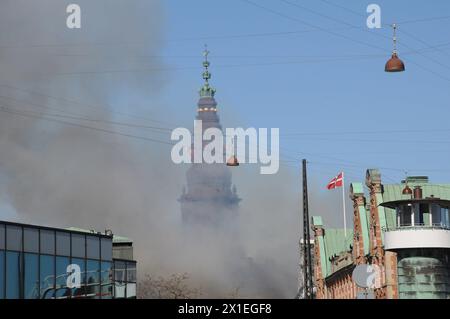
[100,238,112,261]
[399,205,412,227]
[0,224,5,249]
[71,258,86,298]
[101,262,112,299]
[127,262,136,282]
[431,204,441,226]
[40,230,55,255]
[0,251,4,299]
[40,255,55,299]
[6,251,21,299]
[24,228,39,253]
[24,253,39,299]
[55,256,71,299]
[86,260,100,299]
[6,225,22,251]
[71,234,85,258]
[86,236,99,259]
[441,207,449,228]
[414,204,422,225]
[56,232,70,256]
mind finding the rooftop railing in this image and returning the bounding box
[383,223,450,232]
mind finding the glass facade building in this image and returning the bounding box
[0,220,136,299]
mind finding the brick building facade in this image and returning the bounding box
[312,169,450,299]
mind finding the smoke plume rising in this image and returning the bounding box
[0,0,346,298]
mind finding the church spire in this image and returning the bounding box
[199,45,216,98]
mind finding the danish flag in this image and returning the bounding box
[327,172,344,190]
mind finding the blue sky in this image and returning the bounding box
[0,0,448,231]
[0,1,448,289]
[159,0,450,185]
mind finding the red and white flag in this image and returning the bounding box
[327,172,344,190]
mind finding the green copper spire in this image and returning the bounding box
[199,46,216,98]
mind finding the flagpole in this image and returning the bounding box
[342,172,347,238]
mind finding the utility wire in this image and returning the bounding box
[399,28,450,59]
[319,0,450,25]
[241,0,389,52]
[309,161,450,173]
[2,89,449,138]
[281,0,450,77]
[3,91,450,146]
[0,95,174,132]
[50,56,388,76]
[281,127,450,136]
[0,83,177,127]
[45,43,450,77]
[0,106,175,146]
[0,11,448,49]
[281,135,450,144]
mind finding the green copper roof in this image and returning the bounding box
[312,216,323,227]
[314,176,450,279]
[382,182,450,229]
[112,235,133,244]
[322,228,353,277]
[351,182,364,194]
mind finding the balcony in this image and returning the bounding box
[380,196,450,250]
[383,224,450,250]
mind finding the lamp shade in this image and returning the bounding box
[385,52,405,72]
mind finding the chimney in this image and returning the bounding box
[414,186,423,199]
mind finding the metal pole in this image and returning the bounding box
[302,159,314,299]
[342,172,347,238]
[302,169,308,299]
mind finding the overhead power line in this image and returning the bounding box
[280,148,450,173]
[309,161,450,173]
[399,28,450,59]
[0,83,177,127]
[0,94,174,132]
[279,0,450,79]
[241,0,389,52]
[319,0,450,25]
[0,106,175,146]
[3,89,449,140]
[281,127,450,136]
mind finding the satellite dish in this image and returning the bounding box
[352,264,381,289]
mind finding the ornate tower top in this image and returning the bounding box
[179,47,240,229]
[199,45,216,99]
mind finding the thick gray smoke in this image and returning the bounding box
[0,1,345,298]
